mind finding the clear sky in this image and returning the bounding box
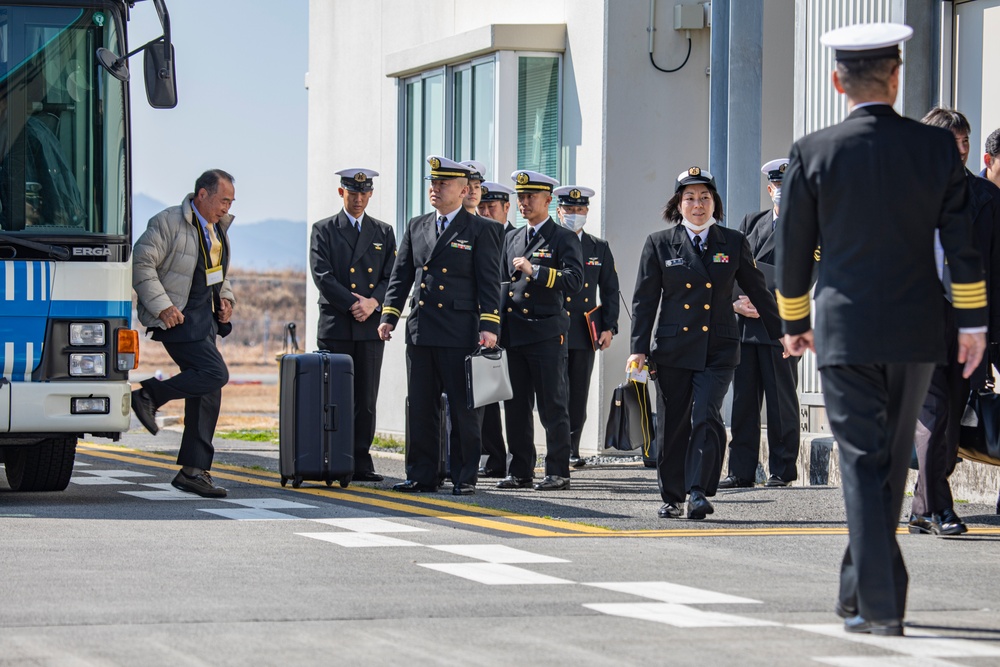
[127,0,308,223]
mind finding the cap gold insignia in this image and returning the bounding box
[429,157,441,170]
[354,172,367,182]
[688,167,701,177]
[517,172,530,185]
[482,186,490,195]
[569,189,581,199]
[779,163,787,173]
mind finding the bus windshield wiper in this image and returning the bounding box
[0,233,71,260]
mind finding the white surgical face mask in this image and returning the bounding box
[681,216,716,233]
[561,213,588,232]
[771,187,782,208]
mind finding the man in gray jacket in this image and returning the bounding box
[131,169,236,498]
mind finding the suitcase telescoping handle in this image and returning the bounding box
[324,403,338,431]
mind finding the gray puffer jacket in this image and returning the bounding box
[133,194,235,329]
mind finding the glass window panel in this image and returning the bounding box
[472,60,495,175]
[453,67,471,161]
[0,6,125,236]
[517,56,560,218]
[404,79,423,222]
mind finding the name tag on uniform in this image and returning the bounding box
[206,265,224,286]
[712,253,730,263]
[451,241,472,251]
[373,242,383,251]
[665,258,684,267]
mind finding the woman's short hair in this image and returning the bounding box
[920,107,972,136]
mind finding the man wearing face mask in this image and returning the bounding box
[553,186,620,466]
[721,159,801,489]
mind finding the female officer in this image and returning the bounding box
[627,167,785,520]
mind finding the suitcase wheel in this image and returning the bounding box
[280,476,288,487]
[325,479,334,487]
[339,475,351,488]
[292,476,303,488]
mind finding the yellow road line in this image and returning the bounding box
[77,443,1000,539]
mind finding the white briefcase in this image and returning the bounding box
[465,346,514,409]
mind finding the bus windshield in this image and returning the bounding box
[0,4,126,237]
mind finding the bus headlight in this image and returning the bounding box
[71,397,110,414]
[69,323,106,346]
[69,353,106,376]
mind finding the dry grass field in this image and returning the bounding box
[132,269,304,431]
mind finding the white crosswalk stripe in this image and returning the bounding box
[221,498,318,510]
[428,544,569,563]
[813,656,969,667]
[120,483,207,500]
[418,562,574,585]
[584,601,780,628]
[310,517,428,532]
[584,581,761,605]
[200,508,303,520]
[793,624,1000,659]
[297,532,421,547]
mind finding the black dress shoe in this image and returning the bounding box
[478,467,506,479]
[496,475,533,489]
[939,508,968,535]
[687,489,714,520]
[718,475,753,489]
[570,456,587,468]
[658,503,682,519]
[835,600,858,619]
[131,388,159,435]
[452,484,476,496]
[765,475,789,487]
[843,615,903,636]
[172,469,227,498]
[392,480,438,493]
[908,513,942,535]
[533,475,570,491]
[353,471,384,483]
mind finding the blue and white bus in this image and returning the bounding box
[0,0,175,491]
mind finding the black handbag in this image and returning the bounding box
[604,379,655,454]
[958,371,1000,467]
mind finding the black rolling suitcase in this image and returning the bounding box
[404,393,450,483]
[279,351,354,489]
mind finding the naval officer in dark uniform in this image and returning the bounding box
[552,185,619,467]
[378,156,502,496]
[628,167,783,521]
[476,180,519,478]
[776,24,986,636]
[722,159,801,489]
[496,170,584,491]
[309,168,397,482]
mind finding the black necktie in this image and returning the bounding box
[692,234,704,256]
[437,215,447,238]
[528,227,536,242]
[355,219,361,233]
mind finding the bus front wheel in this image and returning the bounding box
[4,438,77,492]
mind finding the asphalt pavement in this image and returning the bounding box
[3,422,1000,666]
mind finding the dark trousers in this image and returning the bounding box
[822,362,934,623]
[141,334,229,471]
[911,306,967,517]
[728,343,801,482]
[319,338,385,475]
[405,344,482,487]
[654,365,735,504]
[568,347,597,457]
[504,336,572,479]
[481,403,507,472]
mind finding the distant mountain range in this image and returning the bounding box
[132,194,307,272]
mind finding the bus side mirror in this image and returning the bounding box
[144,40,177,109]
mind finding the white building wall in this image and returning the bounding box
[306,0,719,453]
